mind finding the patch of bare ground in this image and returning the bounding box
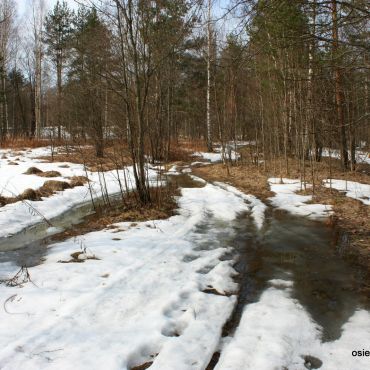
[36,143,132,171]
[58,251,100,264]
[192,154,370,290]
[36,140,198,170]
[192,162,273,201]
[130,362,153,370]
[0,137,51,149]
[51,186,179,242]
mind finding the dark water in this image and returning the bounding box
[224,208,369,343]
[0,197,101,266]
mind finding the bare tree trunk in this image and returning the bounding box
[0,70,8,138]
[32,0,44,138]
[206,0,212,151]
[332,0,348,170]
[57,59,62,140]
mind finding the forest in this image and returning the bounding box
[0,1,369,369]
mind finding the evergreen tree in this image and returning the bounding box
[44,0,73,139]
[68,7,111,157]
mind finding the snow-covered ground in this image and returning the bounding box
[0,146,79,197]
[268,178,333,219]
[323,179,370,205]
[321,148,370,165]
[1,147,369,370]
[192,147,240,163]
[0,182,255,370]
[216,279,370,370]
[0,147,157,238]
[213,182,266,230]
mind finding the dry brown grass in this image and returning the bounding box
[1,137,55,149]
[52,186,179,241]
[193,162,273,201]
[178,138,208,153]
[37,143,132,172]
[38,139,204,170]
[167,145,195,162]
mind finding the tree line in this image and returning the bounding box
[0,0,369,202]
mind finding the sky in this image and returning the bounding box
[15,0,232,21]
[16,0,79,17]
[14,0,239,40]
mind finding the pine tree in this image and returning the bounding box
[69,7,111,157]
[44,0,73,140]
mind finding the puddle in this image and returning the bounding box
[223,208,369,342]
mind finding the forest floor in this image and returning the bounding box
[0,141,369,370]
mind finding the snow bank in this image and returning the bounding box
[216,280,370,370]
[0,146,85,197]
[0,182,252,370]
[0,147,158,238]
[268,178,332,219]
[323,179,370,205]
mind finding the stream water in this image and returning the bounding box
[0,193,123,266]
[0,172,369,365]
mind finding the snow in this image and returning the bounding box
[320,148,370,165]
[1,146,368,370]
[189,175,207,184]
[215,279,370,370]
[0,147,158,238]
[213,182,266,230]
[167,165,179,174]
[192,147,240,163]
[268,178,332,219]
[323,179,370,205]
[0,182,253,370]
[0,147,87,197]
[40,126,71,139]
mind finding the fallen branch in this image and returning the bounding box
[0,266,36,287]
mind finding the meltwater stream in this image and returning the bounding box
[0,193,124,266]
[0,173,202,267]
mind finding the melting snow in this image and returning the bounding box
[323,179,370,205]
[216,280,370,370]
[268,178,332,219]
[0,182,252,370]
[0,147,158,238]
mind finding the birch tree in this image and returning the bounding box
[30,0,45,138]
